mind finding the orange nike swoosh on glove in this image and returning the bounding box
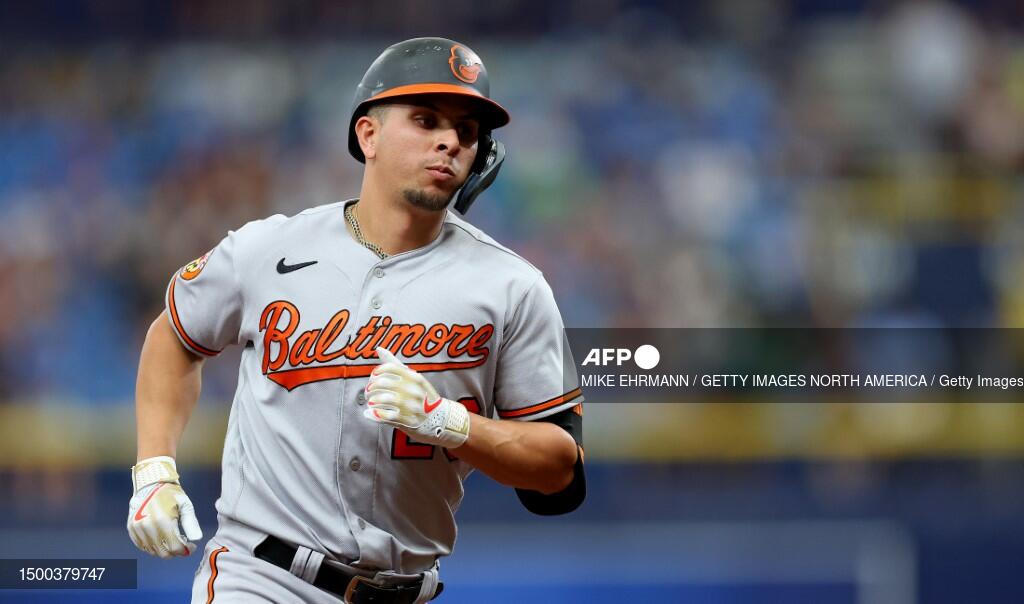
[134,483,166,522]
[424,397,442,413]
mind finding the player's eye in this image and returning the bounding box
[456,123,478,141]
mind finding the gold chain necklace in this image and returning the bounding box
[345,202,389,260]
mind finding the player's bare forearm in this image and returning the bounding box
[135,311,205,461]
[453,414,578,494]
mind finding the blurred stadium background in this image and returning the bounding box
[2,0,1024,602]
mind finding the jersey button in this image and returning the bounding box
[349,458,361,471]
[371,299,382,310]
[358,519,367,530]
[357,391,365,406]
[374,268,385,279]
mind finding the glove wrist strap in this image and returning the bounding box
[440,399,471,448]
[132,456,180,492]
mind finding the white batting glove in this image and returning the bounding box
[363,347,471,448]
[127,456,203,559]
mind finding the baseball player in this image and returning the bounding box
[128,37,585,603]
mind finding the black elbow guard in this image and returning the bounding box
[515,406,586,516]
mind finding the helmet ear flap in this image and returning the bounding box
[454,135,505,215]
[471,131,494,173]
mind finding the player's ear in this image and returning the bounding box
[354,115,379,160]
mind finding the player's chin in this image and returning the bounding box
[401,187,455,212]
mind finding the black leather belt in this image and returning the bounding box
[254,536,443,603]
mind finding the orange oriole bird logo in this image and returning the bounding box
[180,249,213,281]
[448,45,482,84]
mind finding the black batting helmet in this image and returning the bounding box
[348,37,510,214]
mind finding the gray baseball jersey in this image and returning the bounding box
[166,199,583,575]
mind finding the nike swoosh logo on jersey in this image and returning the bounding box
[133,483,166,522]
[277,258,318,274]
[424,397,442,413]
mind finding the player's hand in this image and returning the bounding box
[127,456,203,559]
[363,347,471,448]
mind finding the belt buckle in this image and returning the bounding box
[342,574,375,603]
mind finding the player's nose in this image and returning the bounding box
[434,127,461,156]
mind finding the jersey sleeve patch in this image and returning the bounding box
[497,387,584,420]
[166,275,221,357]
[180,249,214,281]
